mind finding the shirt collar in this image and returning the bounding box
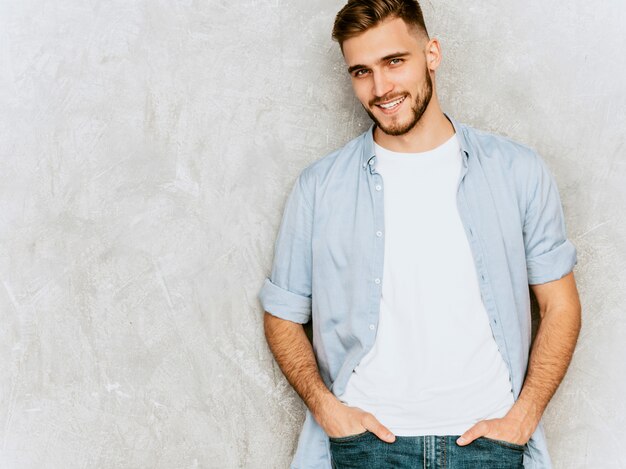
[361,112,470,173]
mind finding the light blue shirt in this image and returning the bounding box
[258,114,577,469]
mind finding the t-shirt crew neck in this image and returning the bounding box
[373,132,459,159]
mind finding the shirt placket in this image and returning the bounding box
[454,148,516,394]
[367,155,385,346]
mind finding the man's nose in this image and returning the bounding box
[372,71,393,99]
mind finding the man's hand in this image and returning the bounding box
[455,412,535,447]
[315,396,396,443]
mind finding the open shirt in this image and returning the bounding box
[258,114,577,469]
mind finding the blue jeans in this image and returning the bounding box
[329,432,525,469]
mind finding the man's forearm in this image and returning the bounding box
[457,274,581,446]
[263,312,337,421]
[507,302,581,434]
[264,312,397,441]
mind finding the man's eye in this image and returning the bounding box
[355,69,368,77]
[389,58,403,65]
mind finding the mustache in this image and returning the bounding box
[370,93,408,107]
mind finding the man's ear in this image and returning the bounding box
[425,38,442,71]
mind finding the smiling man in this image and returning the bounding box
[258,1,581,468]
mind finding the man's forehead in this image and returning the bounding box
[342,17,422,66]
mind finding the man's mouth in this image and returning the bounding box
[375,95,407,112]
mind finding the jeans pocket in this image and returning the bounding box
[481,436,526,451]
[328,430,370,444]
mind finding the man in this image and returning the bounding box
[258,0,581,468]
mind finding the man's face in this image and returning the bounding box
[342,17,433,136]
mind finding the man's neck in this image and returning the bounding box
[373,103,455,153]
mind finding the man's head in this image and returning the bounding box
[332,0,440,137]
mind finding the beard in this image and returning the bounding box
[364,67,433,137]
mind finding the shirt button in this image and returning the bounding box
[375,185,381,191]
[374,278,381,284]
[376,231,382,237]
[369,324,375,330]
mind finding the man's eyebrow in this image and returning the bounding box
[347,51,411,74]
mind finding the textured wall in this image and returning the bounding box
[0,1,624,468]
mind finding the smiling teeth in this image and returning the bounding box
[379,96,405,109]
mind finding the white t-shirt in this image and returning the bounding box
[337,133,515,435]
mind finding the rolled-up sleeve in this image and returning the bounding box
[523,153,577,285]
[258,169,313,324]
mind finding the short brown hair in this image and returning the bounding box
[332,0,429,50]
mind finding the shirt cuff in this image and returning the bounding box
[258,277,312,324]
[527,239,578,285]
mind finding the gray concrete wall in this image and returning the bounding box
[0,1,624,468]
